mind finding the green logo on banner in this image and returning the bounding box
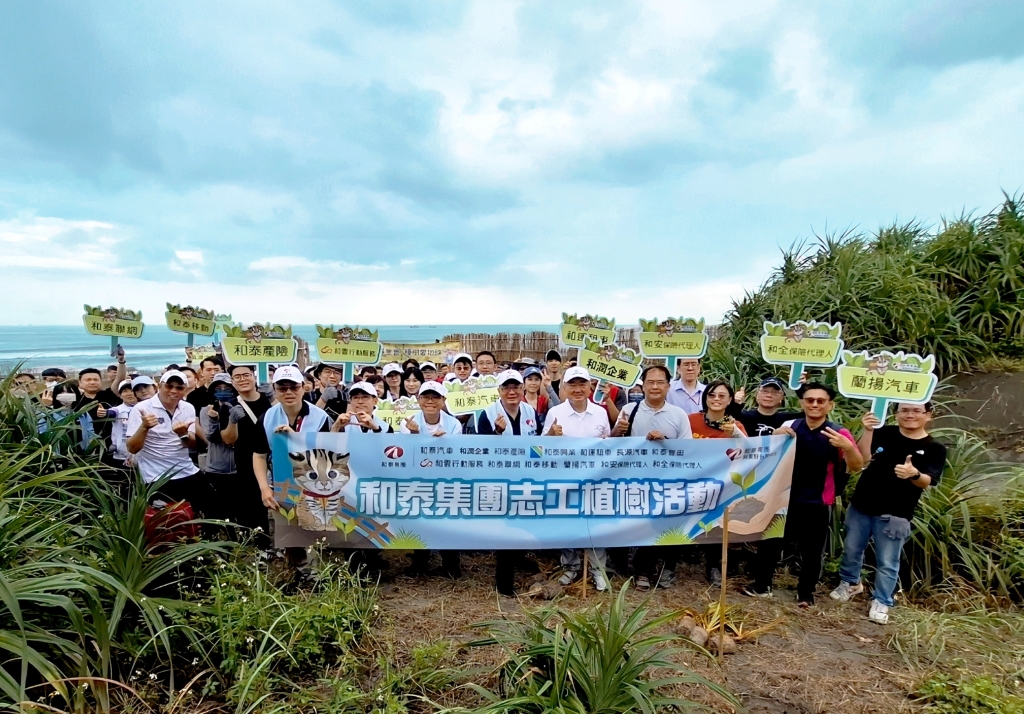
[637,317,708,358]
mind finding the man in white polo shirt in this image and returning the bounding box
[126,370,211,514]
[611,364,692,590]
[542,366,612,591]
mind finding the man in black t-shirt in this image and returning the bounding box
[735,376,802,436]
[830,402,946,625]
[219,364,273,546]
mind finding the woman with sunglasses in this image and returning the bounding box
[687,380,747,585]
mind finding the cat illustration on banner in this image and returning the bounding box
[288,449,350,529]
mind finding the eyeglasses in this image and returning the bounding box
[802,397,830,405]
[274,383,302,392]
[897,408,927,415]
[644,380,669,386]
[499,384,522,391]
[163,383,186,391]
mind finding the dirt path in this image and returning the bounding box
[372,552,923,713]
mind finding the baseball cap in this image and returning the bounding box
[349,381,377,397]
[271,365,304,384]
[759,376,787,391]
[382,362,402,377]
[420,361,437,371]
[497,369,524,386]
[41,367,67,380]
[515,357,538,367]
[563,366,591,383]
[117,379,133,392]
[522,366,542,380]
[419,381,448,397]
[442,372,459,384]
[315,362,343,377]
[453,352,473,365]
[160,370,188,384]
[545,349,562,362]
[131,375,155,389]
[210,372,232,387]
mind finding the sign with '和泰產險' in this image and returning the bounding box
[221,323,298,365]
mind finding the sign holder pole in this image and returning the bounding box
[258,363,269,385]
[344,363,353,384]
[871,397,890,422]
[788,363,804,389]
[717,506,730,664]
[667,356,677,378]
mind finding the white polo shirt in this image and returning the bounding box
[666,379,705,415]
[126,394,199,483]
[542,399,610,438]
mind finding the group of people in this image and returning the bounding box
[9,347,945,624]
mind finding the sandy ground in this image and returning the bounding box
[370,550,924,714]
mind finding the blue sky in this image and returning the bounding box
[1,0,1023,326]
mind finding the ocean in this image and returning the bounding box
[0,325,558,372]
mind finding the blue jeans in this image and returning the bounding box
[839,504,908,607]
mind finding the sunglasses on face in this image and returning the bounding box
[163,383,186,391]
[275,383,302,393]
[802,397,830,405]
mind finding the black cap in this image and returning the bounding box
[41,367,67,379]
[545,349,562,362]
[759,376,787,391]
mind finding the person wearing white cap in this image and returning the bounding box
[477,370,538,437]
[402,380,464,578]
[451,353,474,382]
[381,363,403,402]
[420,362,438,382]
[331,381,392,434]
[251,365,332,573]
[126,370,213,515]
[400,382,462,436]
[541,366,612,591]
[104,378,140,485]
[131,375,157,401]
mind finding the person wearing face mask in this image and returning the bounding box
[200,373,239,481]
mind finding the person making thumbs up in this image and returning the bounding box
[125,370,213,519]
[829,403,946,625]
[541,367,611,592]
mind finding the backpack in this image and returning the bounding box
[624,401,642,437]
[145,500,199,547]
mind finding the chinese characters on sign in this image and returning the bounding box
[221,337,298,365]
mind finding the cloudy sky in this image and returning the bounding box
[1,1,1022,326]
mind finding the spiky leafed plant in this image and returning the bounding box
[450,583,737,713]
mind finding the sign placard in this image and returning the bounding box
[579,336,643,388]
[83,305,144,339]
[374,397,420,431]
[837,350,937,420]
[165,304,216,336]
[760,320,844,388]
[221,323,298,366]
[314,325,382,365]
[559,313,615,349]
[445,375,501,415]
[637,317,708,359]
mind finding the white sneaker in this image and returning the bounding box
[558,570,579,586]
[868,599,890,625]
[830,581,865,602]
[592,572,608,592]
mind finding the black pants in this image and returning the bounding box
[495,550,524,594]
[410,550,462,577]
[752,502,831,602]
[154,472,215,517]
[210,471,271,548]
[633,546,682,578]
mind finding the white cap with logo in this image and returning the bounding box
[452,352,473,365]
[382,362,403,377]
[271,365,304,384]
[348,381,377,397]
[497,369,524,385]
[160,370,188,384]
[419,381,448,397]
[563,366,591,383]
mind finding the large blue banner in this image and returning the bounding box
[270,433,795,550]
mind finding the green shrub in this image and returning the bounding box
[916,674,1024,714]
[449,583,737,713]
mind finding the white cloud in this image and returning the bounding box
[174,250,204,263]
[247,256,388,272]
[0,216,124,272]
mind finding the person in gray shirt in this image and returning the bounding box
[611,364,692,590]
[199,372,237,477]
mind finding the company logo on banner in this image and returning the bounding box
[268,433,795,551]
